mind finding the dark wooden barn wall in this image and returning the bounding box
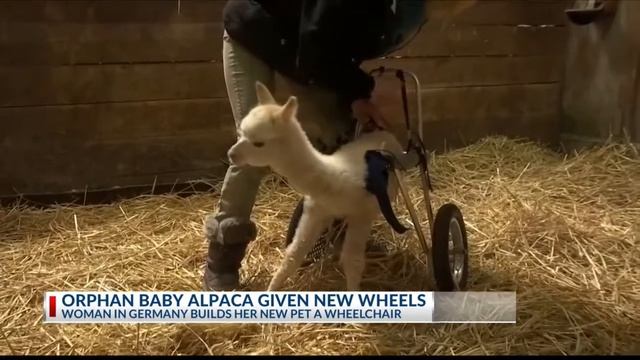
[560,0,640,149]
[0,0,570,199]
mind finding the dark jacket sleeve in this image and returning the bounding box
[294,0,377,106]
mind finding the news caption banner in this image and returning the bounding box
[43,291,516,324]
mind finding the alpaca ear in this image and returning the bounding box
[280,96,298,120]
[255,81,276,105]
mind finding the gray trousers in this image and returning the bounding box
[205,31,355,264]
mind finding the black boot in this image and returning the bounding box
[203,216,257,291]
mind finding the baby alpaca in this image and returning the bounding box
[227,82,404,291]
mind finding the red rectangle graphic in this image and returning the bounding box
[49,296,56,317]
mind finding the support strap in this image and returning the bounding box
[364,150,409,234]
[395,69,412,143]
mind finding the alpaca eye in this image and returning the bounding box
[253,141,265,148]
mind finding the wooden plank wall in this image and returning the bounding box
[0,0,570,200]
[560,0,640,149]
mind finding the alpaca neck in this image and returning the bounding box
[273,128,335,198]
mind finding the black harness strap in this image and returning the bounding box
[396,70,411,131]
[363,67,432,235]
[364,150,409,234]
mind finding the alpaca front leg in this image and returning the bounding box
[268,204,330,291]
[340,218,372,291]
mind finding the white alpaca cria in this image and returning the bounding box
[228,82,404,291]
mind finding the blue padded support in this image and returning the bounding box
[364,150,409,234]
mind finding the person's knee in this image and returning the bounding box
[219,165,269,200]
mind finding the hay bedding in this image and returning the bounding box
[1,136,639,355]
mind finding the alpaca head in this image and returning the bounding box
[227,81,302,168]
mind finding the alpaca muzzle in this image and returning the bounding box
[227,144,244,166]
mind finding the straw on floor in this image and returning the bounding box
[1,136,639,355]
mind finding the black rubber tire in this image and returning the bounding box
[431,203,469,291]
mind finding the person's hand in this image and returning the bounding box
[351,99,388,129]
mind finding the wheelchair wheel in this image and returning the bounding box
[431,203,469,291]
[285,198,345,264]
